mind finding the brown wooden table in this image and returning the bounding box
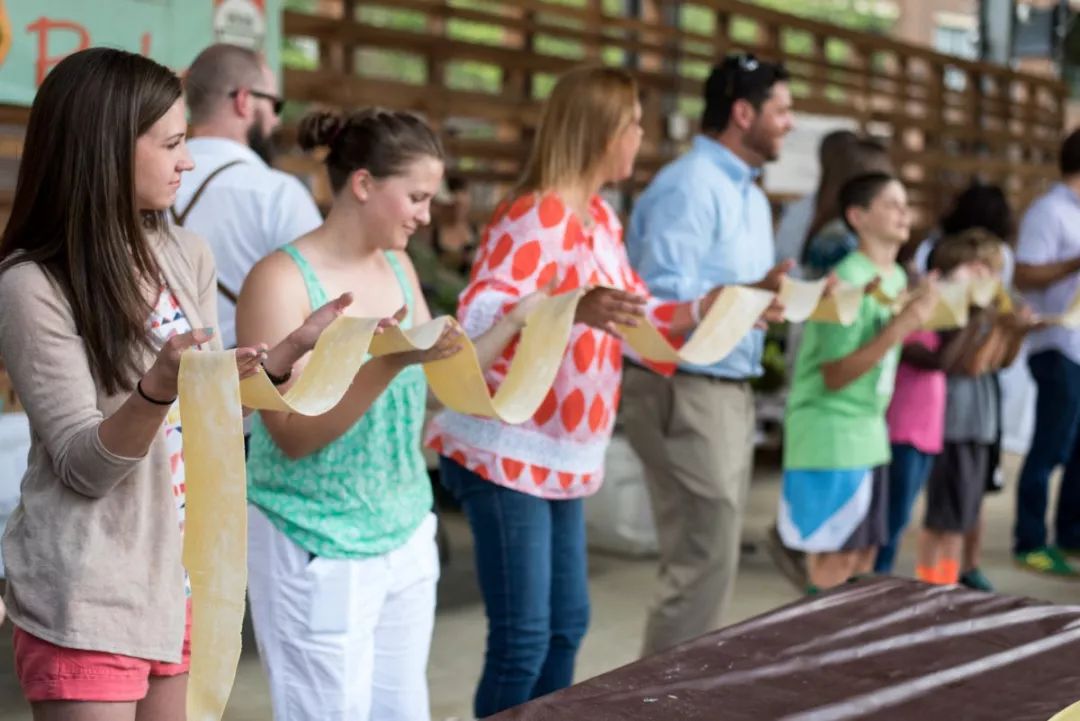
[492,577,1080,720]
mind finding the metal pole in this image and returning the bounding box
[979,0,1015,66]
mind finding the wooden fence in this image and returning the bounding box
[0,1,1067,234]
[279,0,1068,233]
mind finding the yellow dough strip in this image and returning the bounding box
[181,271,1080,720]
[780,276,1028,330]
[178,283,774,721]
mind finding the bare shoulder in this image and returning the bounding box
[243,247,308,307]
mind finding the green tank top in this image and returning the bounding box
[247,244,432,558]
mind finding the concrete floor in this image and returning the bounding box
[0,450,1077,720]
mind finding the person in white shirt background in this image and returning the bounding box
[174,43,323,350]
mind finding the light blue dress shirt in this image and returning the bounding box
[627,135,775,379]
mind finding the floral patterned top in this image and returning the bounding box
[425,191,682,499]
[148,285,192,597]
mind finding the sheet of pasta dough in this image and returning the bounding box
[786,277,1013,331]
[178,351,246,721]
[181,272,1073,720]
[179,283,778,721]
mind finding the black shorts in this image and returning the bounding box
[840,464,889,551]
[924,441,990,533]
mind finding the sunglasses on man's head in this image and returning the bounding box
[723,53,761,97]
[228,88,284,115]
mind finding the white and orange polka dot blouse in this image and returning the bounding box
[425,190,684,499]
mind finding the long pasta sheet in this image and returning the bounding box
[178,283,774,721]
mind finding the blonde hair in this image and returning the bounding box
[511,65,638,198]
[930,228,1006,275]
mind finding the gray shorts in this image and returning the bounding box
[925,441,990,533]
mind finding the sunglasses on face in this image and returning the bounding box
[228,88,284,115]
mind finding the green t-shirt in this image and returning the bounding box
[783,250,907,470]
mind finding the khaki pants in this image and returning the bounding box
[621,364,755,656]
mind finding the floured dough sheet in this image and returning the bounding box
[784,276,1019,331]
[620,285,774,365]
[177,282,777,721]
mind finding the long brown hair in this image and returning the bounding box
[0,48,182,394]
[803,137,893,259]
[511,65,637,199]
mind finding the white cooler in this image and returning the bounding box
[585,433,658,557]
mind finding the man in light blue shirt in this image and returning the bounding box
[621,53,794,655]
[1012,129,1080,576]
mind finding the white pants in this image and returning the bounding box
[247,507,439,721]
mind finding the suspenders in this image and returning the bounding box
[169,159,245,305]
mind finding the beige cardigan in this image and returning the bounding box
[0,227,221,662]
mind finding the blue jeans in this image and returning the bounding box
[875,443,935,573]
[439,457,590,718]
[1015,350,1080,553]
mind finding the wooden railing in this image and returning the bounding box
[0,2,1066,232]
[280,0,1067,232]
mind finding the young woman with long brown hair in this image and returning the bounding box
[0,47,350,721]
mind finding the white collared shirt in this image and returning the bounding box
[174,137,323,348]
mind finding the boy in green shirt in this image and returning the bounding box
[777,172,938,591]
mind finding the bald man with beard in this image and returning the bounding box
[174,43,323,351]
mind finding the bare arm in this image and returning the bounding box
[994,310,1038,370]
[821,280,938,391]
[822,314,917,391]
[237,252,459,460]
[237,253,406,460]
[1014,256,1080,291]
[997,324,1028,369]
[899,341,942,370]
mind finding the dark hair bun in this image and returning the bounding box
[298,111,344,151]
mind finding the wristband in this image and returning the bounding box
[690,297,704,324]
[262,362,293,386]
[136,378,176,406]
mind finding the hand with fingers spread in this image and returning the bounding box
[386,321,465,368]
[130,329,197,400]
[236,343,270,380]
[282,292,359,357]
[140,327,271,404]
[574,287,647,337]
[259,292,402,386]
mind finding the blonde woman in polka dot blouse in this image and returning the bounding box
[426,66,778,716]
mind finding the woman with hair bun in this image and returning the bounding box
[237,108,548,721]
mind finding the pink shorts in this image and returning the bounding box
[13,601,192,703]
